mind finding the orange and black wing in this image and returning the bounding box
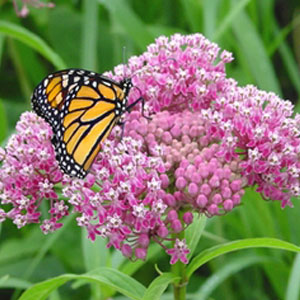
[31,69,98,126]
[31,69,128,178]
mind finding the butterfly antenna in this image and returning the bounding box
[122,46,127,78]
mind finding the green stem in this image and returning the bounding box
[172,260,187,300]
[172,219,187,300]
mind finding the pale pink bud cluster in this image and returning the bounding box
[125,110,246,217]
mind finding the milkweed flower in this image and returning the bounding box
[13,0,55,18]
[1,33,300,265]
[111,33,300,209]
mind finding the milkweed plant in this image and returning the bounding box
[1,33,300,300]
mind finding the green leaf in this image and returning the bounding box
[142,273,179,300]
[0,21,66,70]
[0,276,31,289]
[213,0,251,40]
[285,253,300,300]
[274,23,300,99]
[48,289,60,300]
[19,274,75,300]
[81,0,99,69]
[47,6,81,68]
[7,39,32,100]
[0,33,5,67]
[100,0,154,51]
[179,0,203,32]
[230,0,281,95]
[13,41,47,86]
[81,228,110,299]
[81,229,108,272]
[202,0,220,39]
[186,238,300,278]
[19,268,146,300]
[0,229,45,266]
[267,22,292,57]
[23,214,75,280]
[0,275,9,285]
[192,255,271,299]
[257,0,274,43]
[0,99,7,143]
[186,214,206,259]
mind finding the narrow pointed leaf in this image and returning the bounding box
[192,255,271,299]
[186,214,206,259]
[285,253,300,300]
[187,238,300,278]
[99,0,154,50]
[230,0,281,94]
[19,268,146,300]
[0,21,66,69]
[142,273,179,300]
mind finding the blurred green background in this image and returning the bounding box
[0,0,300,299]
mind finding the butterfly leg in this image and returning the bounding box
[116,120,126,141]
[126,97,151,120]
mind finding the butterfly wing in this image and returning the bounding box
[31,69,128,178]
[31,69,97,126]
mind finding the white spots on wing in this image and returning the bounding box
[102,81,111,87]
[68,83,77,91]
[32,68,132,179]
[62,75,69,88]
[43,78,49,87]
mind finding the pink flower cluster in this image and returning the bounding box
[110,33,300,209]
[1,33,300,265]
[108,33,234,113]
[0,113,63,229]
[0,113,189,263]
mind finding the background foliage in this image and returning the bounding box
[0,0,300,299]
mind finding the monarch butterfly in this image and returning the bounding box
[31,68,145,178]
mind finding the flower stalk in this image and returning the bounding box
[172,231,188,300]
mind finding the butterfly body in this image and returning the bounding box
[31,69,134,178]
